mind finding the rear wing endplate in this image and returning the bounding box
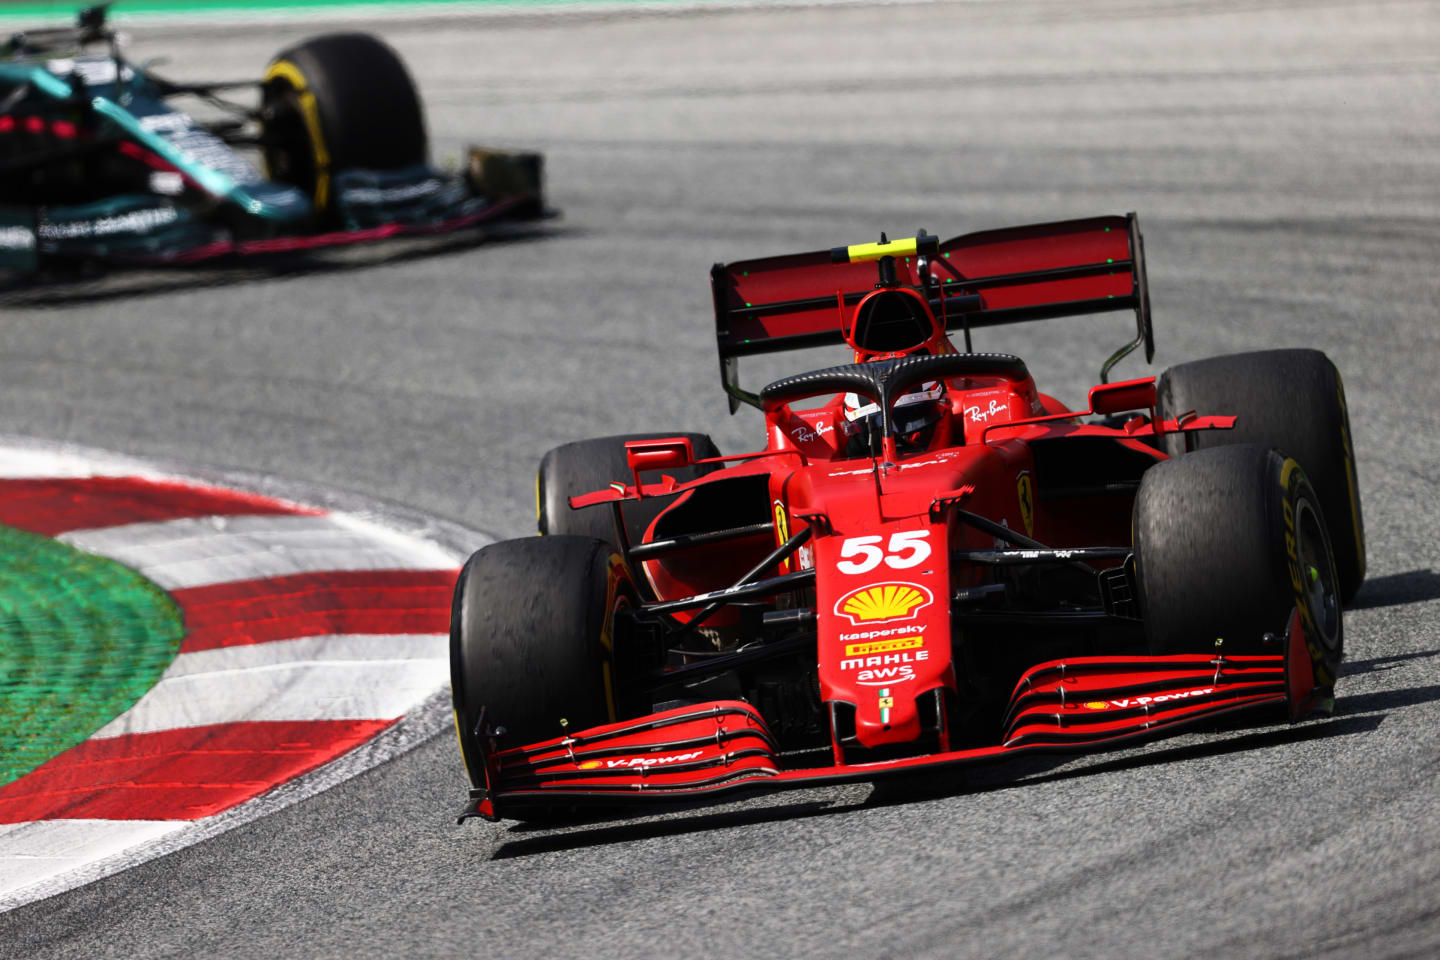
[711,213,1154,412]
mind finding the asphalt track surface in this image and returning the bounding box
[2,1,1439,956]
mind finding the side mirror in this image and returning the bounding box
[625,437,695,490]
[1088,377,1157,417]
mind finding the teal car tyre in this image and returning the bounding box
[261,33,427,217]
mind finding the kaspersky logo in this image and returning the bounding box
[834,582,934,625]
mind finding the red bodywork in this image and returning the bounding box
[474,614,1317,815]
[461,214,1327,822]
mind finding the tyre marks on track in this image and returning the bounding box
[0,443,463,906]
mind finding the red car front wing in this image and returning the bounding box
[459,610,1326,822]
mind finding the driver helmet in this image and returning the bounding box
[841,380,946,456]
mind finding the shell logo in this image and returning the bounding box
[834,582,934,625]
[1082,701,1110,710]
[578,760,603,770]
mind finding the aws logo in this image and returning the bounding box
[834,582,934,625]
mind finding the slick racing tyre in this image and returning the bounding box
[1134,444,1343,688]
[261,33,427,217]
[1156,348,1365,603]
[450,536,636,787]
[537,432,722,547]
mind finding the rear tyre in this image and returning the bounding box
[1134,444,1343,688]
[537,432,722,546]
[1156,348,1365,602]
[450,536,634,788]
[261,33,428,216]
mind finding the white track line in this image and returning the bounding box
[93,641,449,737]
[159,633,449,679]
[0,438,479,911]
[59,513,457,590]
[0,691,451,911]
[0,821,189,893]
[0,445,168,480]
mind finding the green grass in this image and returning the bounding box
[0,523,183,788]
[0,0,713,23]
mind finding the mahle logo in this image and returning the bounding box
[834,582,933,625]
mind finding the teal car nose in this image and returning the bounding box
[228,181,314,223]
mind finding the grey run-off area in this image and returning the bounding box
[2,0,1438,957]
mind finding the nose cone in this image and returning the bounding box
[816,534,953,751]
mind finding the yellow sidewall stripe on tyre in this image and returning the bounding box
[598,551,629,724]
[1334,370,1366,576]
[263,59,332,211]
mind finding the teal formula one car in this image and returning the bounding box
[0,5,546,277]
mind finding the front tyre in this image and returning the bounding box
[450,536,635,788]
[1156,348,1365,603]
[1134,444,1342,688]
[537,432,722,546]
[261,33,428,218]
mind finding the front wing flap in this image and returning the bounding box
[461,610,1323,822]
[1,148,548,276]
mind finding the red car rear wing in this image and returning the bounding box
[711,213,1154,412]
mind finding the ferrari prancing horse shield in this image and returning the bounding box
[1017,471,1035,536]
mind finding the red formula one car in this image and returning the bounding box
[451,214,1366,822]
